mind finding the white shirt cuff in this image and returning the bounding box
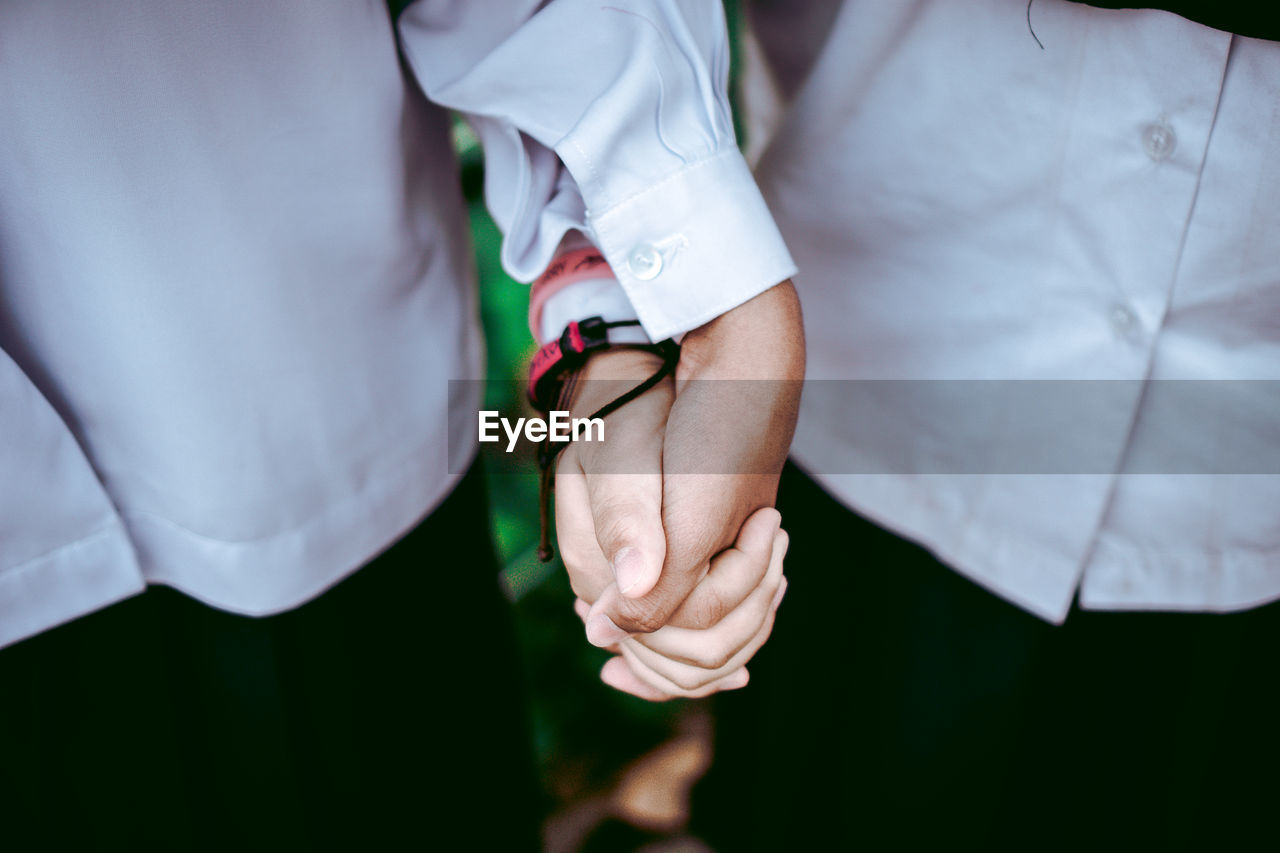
[575,148,797,342]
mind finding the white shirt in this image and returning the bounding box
[0,0,794,649]
[744,0,1280,622]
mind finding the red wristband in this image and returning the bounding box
[528,248,613,340]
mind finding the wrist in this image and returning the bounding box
[578,347,669,381]
[567,348,671,417]
[679,280,805,381]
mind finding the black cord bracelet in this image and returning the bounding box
[531,323,679,562]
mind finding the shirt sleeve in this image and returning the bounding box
[397,0,796,342]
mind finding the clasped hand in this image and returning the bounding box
[553,282,804,700]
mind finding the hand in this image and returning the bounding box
[575,507,790,700]
[579,280,804,645]
[554,352,792,698]
[552,279,802,701]
[553,346,674,608]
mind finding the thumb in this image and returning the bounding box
[586,472,666,600]
[581,472,666,649]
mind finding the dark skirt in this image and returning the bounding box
[697,462,1280,852]
[0,466,541,851]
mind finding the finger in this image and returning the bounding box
[579,468,668,647]
[636,529,788,666]
[665,508,784,632]
[620,577,786,693]
[601,471,779,636]
[615,641,754,699]
[585,472,665,599]
[599,656,677,702]
[602,654,752,702]
[573,598,625,653]
[589,503,779,643]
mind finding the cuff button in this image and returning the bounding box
[627,243,663,280]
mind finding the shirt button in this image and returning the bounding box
[1110,302,1138,336]
[1142,120,1176,162]
[627,243,663,280]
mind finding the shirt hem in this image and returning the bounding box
[0,521,145,650]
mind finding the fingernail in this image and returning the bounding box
[613,547,646,596]
[727,669,750,689]
[586,612,628,648]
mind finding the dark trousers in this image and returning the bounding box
[0,466,540,851]
[697,463,1279,851]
